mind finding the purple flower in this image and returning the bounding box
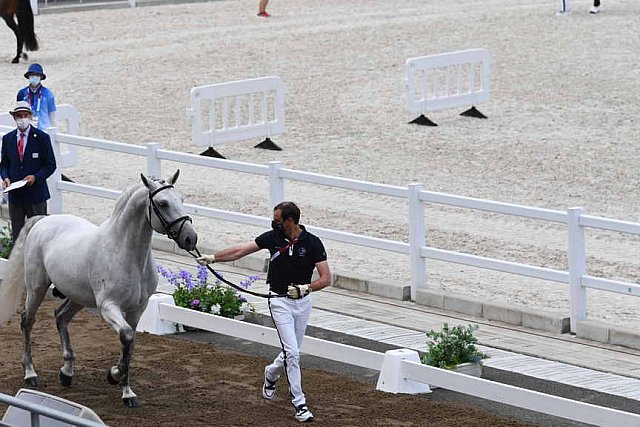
[190,299,200,307]
[157,265,181,287]
[196,265,208,285]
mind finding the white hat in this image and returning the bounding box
[9,101,32,116]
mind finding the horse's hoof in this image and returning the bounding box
[24,376,40,387]
[11,57,19,64]
[107,369,119,385]
[22,53,28,60]
[59,370,73,387]
[123,397,140,408]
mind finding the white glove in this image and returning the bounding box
[287,284,311,299]
[196,254,216,265]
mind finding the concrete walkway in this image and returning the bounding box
[153,249,640,415]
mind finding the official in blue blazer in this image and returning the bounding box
[1,101,57,242]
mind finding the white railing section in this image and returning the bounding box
[405,49,491,115]
[1,118,638,332]
[158,304,640,427]
[186,76,286,147]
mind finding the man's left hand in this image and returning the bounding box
[287,284,311,299]
[23,175,36,186]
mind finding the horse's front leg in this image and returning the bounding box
[55,298,84,387]
[101,303,139,407]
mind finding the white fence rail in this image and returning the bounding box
[185,76,286,147]
[157,304,640,427]
[0,113,638,332]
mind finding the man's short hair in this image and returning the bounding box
[274,201,300,224]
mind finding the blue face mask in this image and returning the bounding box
[28,75,41,86]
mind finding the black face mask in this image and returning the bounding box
[271,220,284,234]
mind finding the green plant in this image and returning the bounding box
[420,323,487,369]
[0,225,13,259]
[157,264,256,319]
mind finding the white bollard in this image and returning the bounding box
[137,294,179,335]
[376,349,432,394]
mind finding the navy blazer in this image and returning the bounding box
[0,126,57,204]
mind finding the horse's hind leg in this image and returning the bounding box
[1,16,22,63]
[101,303,139,407]
[21,281,50,386]
[55,299,84,387]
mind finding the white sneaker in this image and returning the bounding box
[294,404,314,422]
[262,367,276,400]
[589,6,600,13]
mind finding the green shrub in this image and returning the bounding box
[420,323,487,369]
[0,225,13,259]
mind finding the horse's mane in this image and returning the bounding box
[110,177,165,219]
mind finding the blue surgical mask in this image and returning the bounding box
[28,75,41,86]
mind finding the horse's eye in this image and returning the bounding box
[158,201,167,208]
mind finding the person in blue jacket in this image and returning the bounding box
[16,63,57,131]
[1,101,57,242]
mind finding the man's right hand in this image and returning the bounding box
[196,254,216,265]
[2,178,10,189]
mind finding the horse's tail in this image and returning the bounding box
[0,216,45,327]
[17,0,38,52]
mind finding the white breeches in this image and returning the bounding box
[265,295,312,407]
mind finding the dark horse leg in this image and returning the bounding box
[2,0,38,63]
[55,299,85,387]
[1,14,23,63]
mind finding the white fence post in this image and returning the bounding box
[47,127,63,214]
[268,161,284,211]
[568,207,586,333]
[146,143,161,178]
[408,183,426,300]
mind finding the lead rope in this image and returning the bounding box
[186,247,288,299]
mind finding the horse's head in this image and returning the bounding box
[141,170,198,251]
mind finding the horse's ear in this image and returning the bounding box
[140,173,151,189]
[168,169,180,185]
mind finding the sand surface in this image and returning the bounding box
[0,0,638,326]
[0,299,534,426]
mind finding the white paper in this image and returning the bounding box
[3,180,27,193]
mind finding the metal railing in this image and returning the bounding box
[0,393,105,427]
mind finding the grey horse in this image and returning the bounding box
[0,171,197,407]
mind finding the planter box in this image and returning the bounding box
[429,362,483,390]
[181,313,245,332]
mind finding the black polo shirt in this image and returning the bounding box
[255,225,327,295]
